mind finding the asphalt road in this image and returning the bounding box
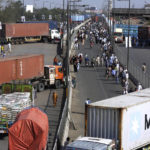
[69,40,124,140]
[0,42,64,150]
[116,44,150,74]
[76,41,123,103]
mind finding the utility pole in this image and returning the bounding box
[112,0,115,51]
[127,0,130,70]
[66,0,70,88]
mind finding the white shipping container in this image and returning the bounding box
[86,88,150,150]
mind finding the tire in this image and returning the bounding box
[51,40,55,44]
[20,39,24,44]
[38,82,45,92]
[43,38,48,43]
[55,80,61,89]
[11,39,15,45]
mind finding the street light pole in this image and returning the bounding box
[66,0,70,87]
[127,0,130,70]
[112,0,115,52]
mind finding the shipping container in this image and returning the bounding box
[24,20,58,30]
[16,54,44,80]
[86,88,150,150]
[138,26,150,40]
[9,107,49,150]
[0,58,16,84]
[71,15,85,22]
[5,23,49,38]
[115,24,139,38]
[0,54,44,85]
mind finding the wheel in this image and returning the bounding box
[51,40,55,44]
[43,38,48,43]
[11,39,15,45]
[38,82,45,92]
[55,80,61,89]
[20,39,24,44]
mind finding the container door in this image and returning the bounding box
[49,68,55,85]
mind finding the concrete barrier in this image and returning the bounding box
[61,19,91,146]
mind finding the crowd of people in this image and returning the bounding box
[70,20,143,94]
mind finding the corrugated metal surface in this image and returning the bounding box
[87,107,120,141]
[0,54,44,84]
[0,58,16,84]
[71,15,85,22]
[16,54,44,80]
[24,20,58,30]
[87,88,150,150]
[5,23,49,38]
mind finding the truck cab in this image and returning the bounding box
[44,65,64,88]
[114,28,123,43]
[65,137,116,150]
[50,29,61,43]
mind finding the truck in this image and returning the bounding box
[114,28,123,43]
[138,26,150,46]
[65,136,116,150]
[9,107,49,150]
[85,88,150,150]
[0,23,61,44]
[24,20,61,43]
[0,54,64,91]
[115,24,139,39]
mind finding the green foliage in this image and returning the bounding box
[0,1,66,23]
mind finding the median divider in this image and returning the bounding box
[52,19,91,150]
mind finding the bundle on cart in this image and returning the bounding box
[0,92,32,133]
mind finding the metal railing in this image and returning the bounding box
[114,44,150,88]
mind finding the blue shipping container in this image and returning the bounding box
[115,24,139,38]
[71,15,85,22]
[24,20,58,30]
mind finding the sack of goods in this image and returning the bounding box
[0,92,32,128]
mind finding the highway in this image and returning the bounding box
[68,39,126,141]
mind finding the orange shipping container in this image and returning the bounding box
[0,58,16,84]
[0,54,44,85]
[5,23,49,38]
[16,54,44,80]
[9,107,49,150]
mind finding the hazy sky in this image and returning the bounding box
[22,0,150,9]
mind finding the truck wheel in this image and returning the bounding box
[55,80,61,89]
[38,82,45,92]
[43,38,48,43]
[51,40,55,44]
[11,39,15,45]
[20,39,24,44]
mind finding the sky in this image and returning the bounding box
[20,0,150,9]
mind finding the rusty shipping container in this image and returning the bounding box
[16,54,44,80]
[5,23,49,38]
[86,88,150,150]
[0,58,16,84]
[0,54,44,85]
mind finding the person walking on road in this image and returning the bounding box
[1,44,5,58]
[96,55,100,66]
[137,83,142,91]
[7,42,12,53]
[142,63,146,73]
